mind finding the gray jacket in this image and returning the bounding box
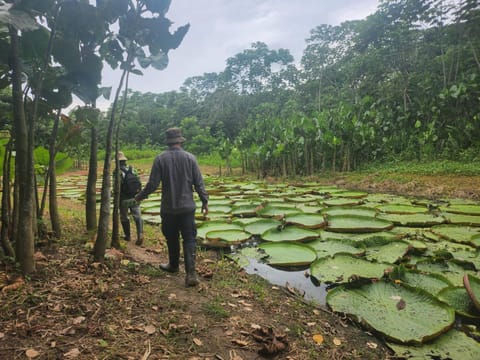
[136,147,208,214]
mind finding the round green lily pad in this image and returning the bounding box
[261,225,319,242]
[377,204,429,214]
[310,253,389,284]
[257,241,317,266]
[327,281,455,344]
[437,286,480,318]
[464,274,480,311]
[205,229,252,246]
[326,215,394,233]
[244,218,281,235]
[284,213,326,229]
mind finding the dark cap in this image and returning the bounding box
[165,127,186,145]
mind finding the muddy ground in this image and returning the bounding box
[1,172,479,359]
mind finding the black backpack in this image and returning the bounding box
[121,166,142,198]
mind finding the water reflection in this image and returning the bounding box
[243,257,328,305]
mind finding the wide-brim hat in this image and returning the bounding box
[118,151,128,161]
[165,127,186,145]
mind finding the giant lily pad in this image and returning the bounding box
[365,240,411,264]
[243,218,281,235]
[204,229,252,247]
[231,204,261,217]
[430,225,480,247]
[322,198,364,207]
[442,213,480,226]
[377,204,429,214]
[284,213,326,229]
[464,274,480,311]
[321,206,378,217]
[395,270,452,296]
[197,221,243,240]
[326,215,394,233]
[378,213,445,227]
[387,329,480,360]
[256,204,300,218]
[415,259,473,287]
[310,253,389,284]
[261,226,319,242]
[437,286,480,318]
[326,281,455,343]
[440,204,480,216]
[305,239,365,258]
[257,241,317,266]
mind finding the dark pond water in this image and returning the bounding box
[243,257,328,305]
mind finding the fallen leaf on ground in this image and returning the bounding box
[333,337,342,346]
[64,348,81,359]
[144,325,156,334]
[312,334,324,345]
[26,349,40,358]
[366,342,378,349]
[193,338,203,346]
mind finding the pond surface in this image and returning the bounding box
[243,256,328,305]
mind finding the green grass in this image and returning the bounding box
[358,159,480,176]
[201,297,230,320]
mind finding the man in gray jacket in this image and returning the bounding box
[135,127,208,286]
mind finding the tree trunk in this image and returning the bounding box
[1,138,14,257]
[10,26,35,273]
[111,72,130,249]
[86,125,98,232]
[48,109,62,238]
[94,66,129,262]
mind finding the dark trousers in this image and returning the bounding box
[160,211,197,246]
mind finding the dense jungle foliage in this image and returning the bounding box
[91,0,480,177]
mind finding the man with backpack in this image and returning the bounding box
[117,151,144,246]
[134,128,208,287]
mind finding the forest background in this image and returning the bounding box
[0,0,480,271]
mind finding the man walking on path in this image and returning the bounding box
[117,151,144,246]
[135,128,209,287]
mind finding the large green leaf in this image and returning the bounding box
[377,204,429,214]
[440,204,480,216]
[197,221,243,240]
[387,329,480,360]
[261,226,319,242]
[396,270,452,296]
[326,215,394,233]
[365,240,411,263]
[464,274,480,311]
[437,286,480,318]
[327,281,455,344]
[257,242,317,266]
[305,239,365,258]
[284,213,326,229]
[243,218,281,235]
[205,229,252,247]
[415,259,474,287]
[321,206,378,217]
[442,212,480,226]
[256,204,300,218]
[378,213,445,227]
[430,225,480,247]
[310,253,389,284]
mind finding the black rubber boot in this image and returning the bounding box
[159,238,180,273]
[134,218,144,246]
[121,221,131,241]
[184,242,199,287]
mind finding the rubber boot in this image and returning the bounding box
[184,242,199,287]
[159,238,180,273]
[134,218,144,246]
[121,221,131,241]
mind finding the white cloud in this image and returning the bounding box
[100,0,379,99]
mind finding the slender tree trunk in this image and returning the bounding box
[86,125,98,231]
[112,72,130,249]
[48,109,62,238]
[1,138,14,257]
[94,65,129,262]
[10,26,35,273]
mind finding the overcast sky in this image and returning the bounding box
[98,0,379,107]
